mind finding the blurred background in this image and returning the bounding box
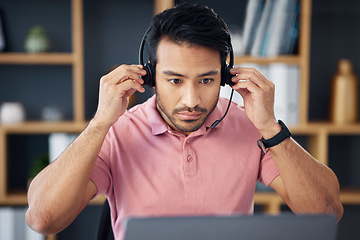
[0,0,359,239]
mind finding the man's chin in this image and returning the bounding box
[173,119,204,134]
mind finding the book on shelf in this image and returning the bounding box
[267,63,299,126]
[0,207,44,240]
[251,0,275,57]
[240,0,265,55]
[240,0,299,57]
[0,9,6,52]
[263,0,289,57]
[0,207,15,240]
[279,0,300,55]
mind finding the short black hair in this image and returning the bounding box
[145,2,231,67]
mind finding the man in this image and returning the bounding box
[26,3,343,239]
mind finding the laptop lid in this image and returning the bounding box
[124,214,337,240]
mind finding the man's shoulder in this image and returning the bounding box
[123,95,156,120]
[111,95,164,133]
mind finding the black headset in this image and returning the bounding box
[138,29,235,87]
[138,29,235,129]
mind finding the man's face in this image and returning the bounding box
[155,38,222,135]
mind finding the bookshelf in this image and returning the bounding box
[1,0,360,238]
[235,0,360,214]
[236,0,360,214]
[0,0,85,208]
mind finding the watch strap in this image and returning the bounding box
[257,120,292,154]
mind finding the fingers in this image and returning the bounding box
[103,64,147,86]
[96,65,148,125]
[118,77,146,95]
[230,67,272,89]
[230,67,274,95]
[100,64,147,93]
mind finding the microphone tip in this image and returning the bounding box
[210,120,220,129]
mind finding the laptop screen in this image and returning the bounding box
[124,214,337,240]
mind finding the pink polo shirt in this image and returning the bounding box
[90,95,279,239]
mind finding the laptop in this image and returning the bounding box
[123,214,337,240]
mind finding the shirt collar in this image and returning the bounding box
[144,95,228,136]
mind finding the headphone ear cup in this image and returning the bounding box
[142,62,155,87]
[221,64,234,86]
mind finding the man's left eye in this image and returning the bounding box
[201,78,213,84]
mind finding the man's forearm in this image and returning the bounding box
[26,119,110,234]
[269,137,343,220]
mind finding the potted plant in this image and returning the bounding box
[28,152,49,188]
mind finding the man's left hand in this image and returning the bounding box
[230,67,279,137]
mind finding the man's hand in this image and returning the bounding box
[94,64,146,127]
[230,67,279,137]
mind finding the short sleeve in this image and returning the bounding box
[257,150,280,186]
[90,133,113,198]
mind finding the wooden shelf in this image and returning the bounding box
[0,193,106,206]
[2,190,359,210]
[290,122,360,135]
[253,189,360,214]
[277,122,360,135]
[234,55,301,65]
[289,124,324,135]
[301,122,360,135]
[340,189,360,204]
[0,193,27,206]
[254,192,283,214]
[0,121,88,134]
[0,53,75,65]
[289,122,360,136]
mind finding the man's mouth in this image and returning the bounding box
[176,111,203,120]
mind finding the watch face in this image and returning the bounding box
[257,139,267,154]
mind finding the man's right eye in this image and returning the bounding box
[169,79,182,85]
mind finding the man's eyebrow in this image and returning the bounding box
[162,70,219,78]
[162,70,186,78]
[197,70,219,77]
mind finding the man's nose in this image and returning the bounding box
[181,83,201,109]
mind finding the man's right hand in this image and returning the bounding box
[94,64,147,127]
